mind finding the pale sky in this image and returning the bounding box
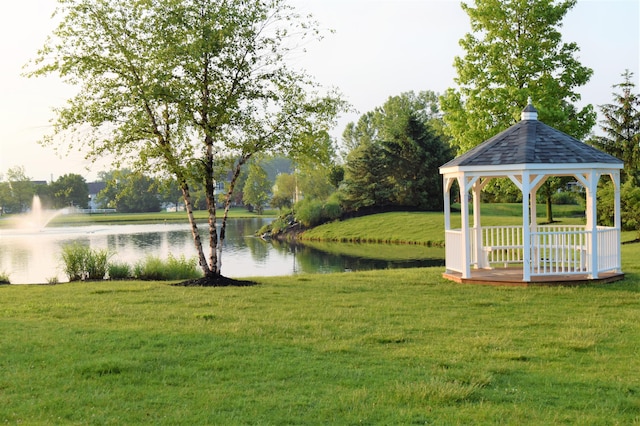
[1,0,638,182]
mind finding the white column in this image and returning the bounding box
[613,171,622,272]
[472,180,485,269]
[587,170,599,279]
[443,177,452,231]
[522,171,531,281]
[460,176,471,279]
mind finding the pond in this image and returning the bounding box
[0,218,444,284]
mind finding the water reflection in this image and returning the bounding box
[0,218,443,284]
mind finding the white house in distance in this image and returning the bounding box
[439,101,624,285]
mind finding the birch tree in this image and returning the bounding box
[28,0,346,284]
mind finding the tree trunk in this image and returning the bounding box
[546,192,554,224]
[180,180,210,276]
[217,155,251,273]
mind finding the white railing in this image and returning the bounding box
[597,226,620,273]
[445,229,464,272]
[531,226,588,276]
[445,225,620,278]
[482,226,524,267]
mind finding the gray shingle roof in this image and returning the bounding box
[441,107,623,168]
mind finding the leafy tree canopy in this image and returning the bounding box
[49,173,88,209]
[440,0,596,154]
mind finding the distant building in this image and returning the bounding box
[87,181,107,211]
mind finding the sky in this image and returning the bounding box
[1,0,638,183]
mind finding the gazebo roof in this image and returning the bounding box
[440,103,623,169]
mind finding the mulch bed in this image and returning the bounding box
[172,275,258,287]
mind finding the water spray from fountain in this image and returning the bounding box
[11,195,70,231]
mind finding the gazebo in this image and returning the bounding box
[439,101,625,285]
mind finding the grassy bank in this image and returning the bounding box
[0,207,276,228]
[1,254,639,424]
[300,204,588,246]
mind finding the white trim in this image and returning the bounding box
[440,163,623,176]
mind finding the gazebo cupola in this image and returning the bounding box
[439,100,624,284]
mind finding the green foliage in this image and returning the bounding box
[327,164,344,188]
[60,244,111,281]
[133,254,201,281]
[341,91,452,211]
[0,166,35,213]
[98,170,161,213]
[270,192,293,211]
[322,197,342,222]
[441,0,596,154]
[293,196,343,228]
[0,270,10,284]
[108,262,132,280]
[295,198,324,227]
[269,217,288,234]
[598,179,640,238]
[60,244,89,281]
[243,162,271,215]
[49,174,89,209]
[589,70,640,185]
[551,190,581,206]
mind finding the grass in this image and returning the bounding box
[0,207,277,228]
[1,241,639,424]
[2,203,638,423]
[301,204,587,246]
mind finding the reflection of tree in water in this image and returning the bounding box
[167,230,188,246]
[244,235,269,262]
[270,240,444,274]
[129,232,162,249]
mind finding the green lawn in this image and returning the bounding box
[1,242,639,424]
[2,205,639,423]
[0,207,276,229]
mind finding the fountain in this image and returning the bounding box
[10,195,69,231]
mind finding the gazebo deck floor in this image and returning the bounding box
[443,267,625,286]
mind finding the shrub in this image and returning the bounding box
[60,244,112,281]
[598,179,640,238]
[108,262,132,280]
[552,191,579,205]
[294,197,343,228]
[85,248,110,280]
[295,199,324,227]
[0,271,10,285]
[322,199,342,221]
[134,254,201,281]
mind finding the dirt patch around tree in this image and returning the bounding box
[172,275,258,287]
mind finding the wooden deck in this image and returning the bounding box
[443,268,625,286]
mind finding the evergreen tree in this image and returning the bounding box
[590,70,640,185]
[342,91,452,211]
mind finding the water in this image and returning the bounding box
[0,218,444,284]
